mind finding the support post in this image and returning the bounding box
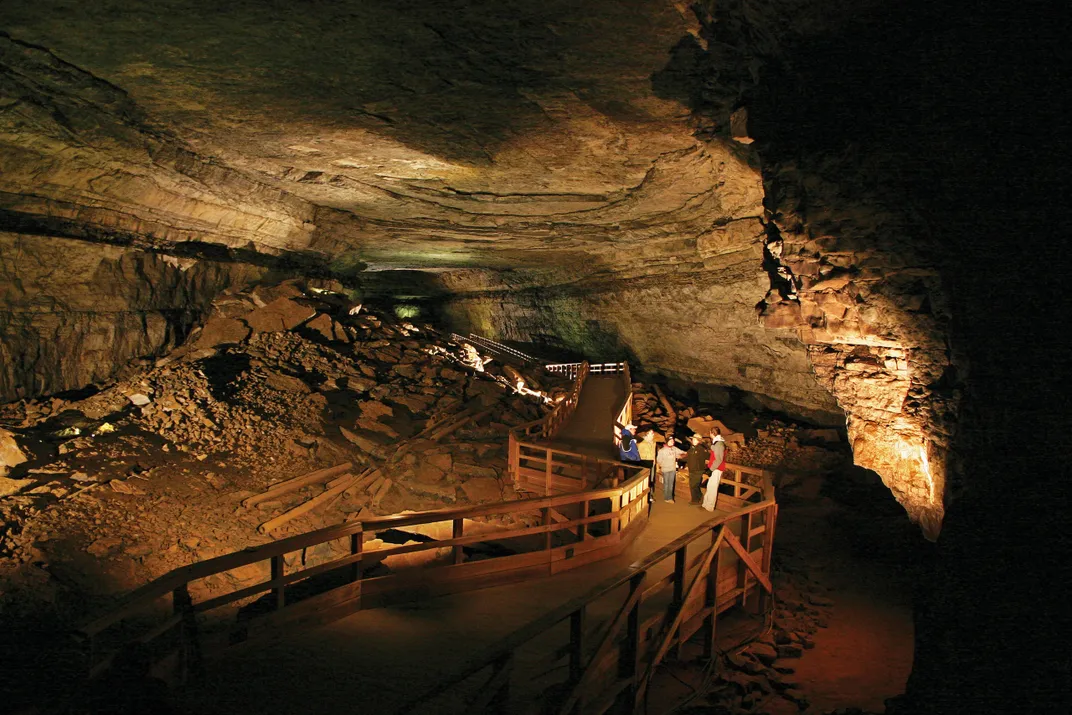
[542,507,552,551]
[738,512,751,609]
[453,518,465,564]
[620,572,644,706]
[671,545,686,659]
[545,448,553,496]
[704,528,721,659]
[349,531,363,583]
[569,606,586,684]
[270,555,285,610]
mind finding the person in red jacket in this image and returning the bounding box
[702,428,727,511]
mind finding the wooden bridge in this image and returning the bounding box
[78,347,778,715]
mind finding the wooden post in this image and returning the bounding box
[508,432,518,489]
[270,555,285,610]
[620,573,644,705]
[349,531,363,583]
[671,545,686,660]
[704,527,721,659]
[452,518,465,565]
[611,490,622,534]
[579,499,589,541]
[172,584,192,682]
[542,507,552,551]
[545,448,553,496]
[758,504,778,616]
[737,513,751,609]
[569,606,586,684]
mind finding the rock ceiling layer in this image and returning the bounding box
[1,1,955,536]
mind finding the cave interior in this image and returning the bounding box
[0,1,1066,713]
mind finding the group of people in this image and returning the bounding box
[618,423,726,511]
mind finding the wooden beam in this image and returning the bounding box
[723,530,773,594]
[242,462,353,507]
[259,473,357,533]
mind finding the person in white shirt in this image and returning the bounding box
[656,438,686,503]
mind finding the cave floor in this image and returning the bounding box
[763,490,915,714]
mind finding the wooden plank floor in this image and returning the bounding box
[548,375,626,459]
[177,499,733,715]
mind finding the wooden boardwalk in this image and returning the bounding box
[80,357,776,715]
[551,375,628,459]
[177,500,733,715]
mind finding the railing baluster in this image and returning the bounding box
[453,518,465,565]
[350,531,363,583]
[569,606,586,684]
[270,555,285,610]
[671,545,686,659]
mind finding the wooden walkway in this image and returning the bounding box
[79,357,776,715]
[551,375,628,459]
[178,500,735,715]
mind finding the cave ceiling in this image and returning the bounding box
[3,0,749,271]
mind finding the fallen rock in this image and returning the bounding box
[245,297,317,334]
[0,428,28,477]
[127,393,152,407]
[264,371,312,394]
[196,316,251,348]
[748,642,779,665]
[460,477,502,503]
[86,537,123,557]
[0,475,35,497]
[453,462,499,480]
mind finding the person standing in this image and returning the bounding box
[656,437,687,503]
[686,434,708,505]
[702,428,727,511]
[618,423,641,462]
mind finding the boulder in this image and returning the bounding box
[195,316,250,348]
[0,428,28,477]
[0,475,35,497]
[460,477,502,503]
[245,297,316,334]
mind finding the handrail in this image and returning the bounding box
[395,464,777,714]
[79,456,655,681]
[450,333,539,364]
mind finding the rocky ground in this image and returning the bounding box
[0,280,577,686]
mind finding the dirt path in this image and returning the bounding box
[766,489,916,714]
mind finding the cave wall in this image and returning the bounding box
[0,232,265,401]
[438,222,843,425]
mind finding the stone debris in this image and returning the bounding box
[0,427,28,477]
[0,279,562,624]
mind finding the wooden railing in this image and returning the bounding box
[451,333,539,364]
[546,361,626,379]
[78,462,654,684]
[396,464,777,715]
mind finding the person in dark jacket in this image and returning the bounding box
[618,423,641,462]
[685,434,708,505]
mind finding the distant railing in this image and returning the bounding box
[79,463,654,684]
[546,361,626,379]
[450,333,539,364]
[396,464,777,715]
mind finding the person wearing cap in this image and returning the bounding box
[702,428,727,511]
[686,434,708,505]
[618,423,641,462]
[656,437,687,503]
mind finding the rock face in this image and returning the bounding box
[0,233,266,401]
